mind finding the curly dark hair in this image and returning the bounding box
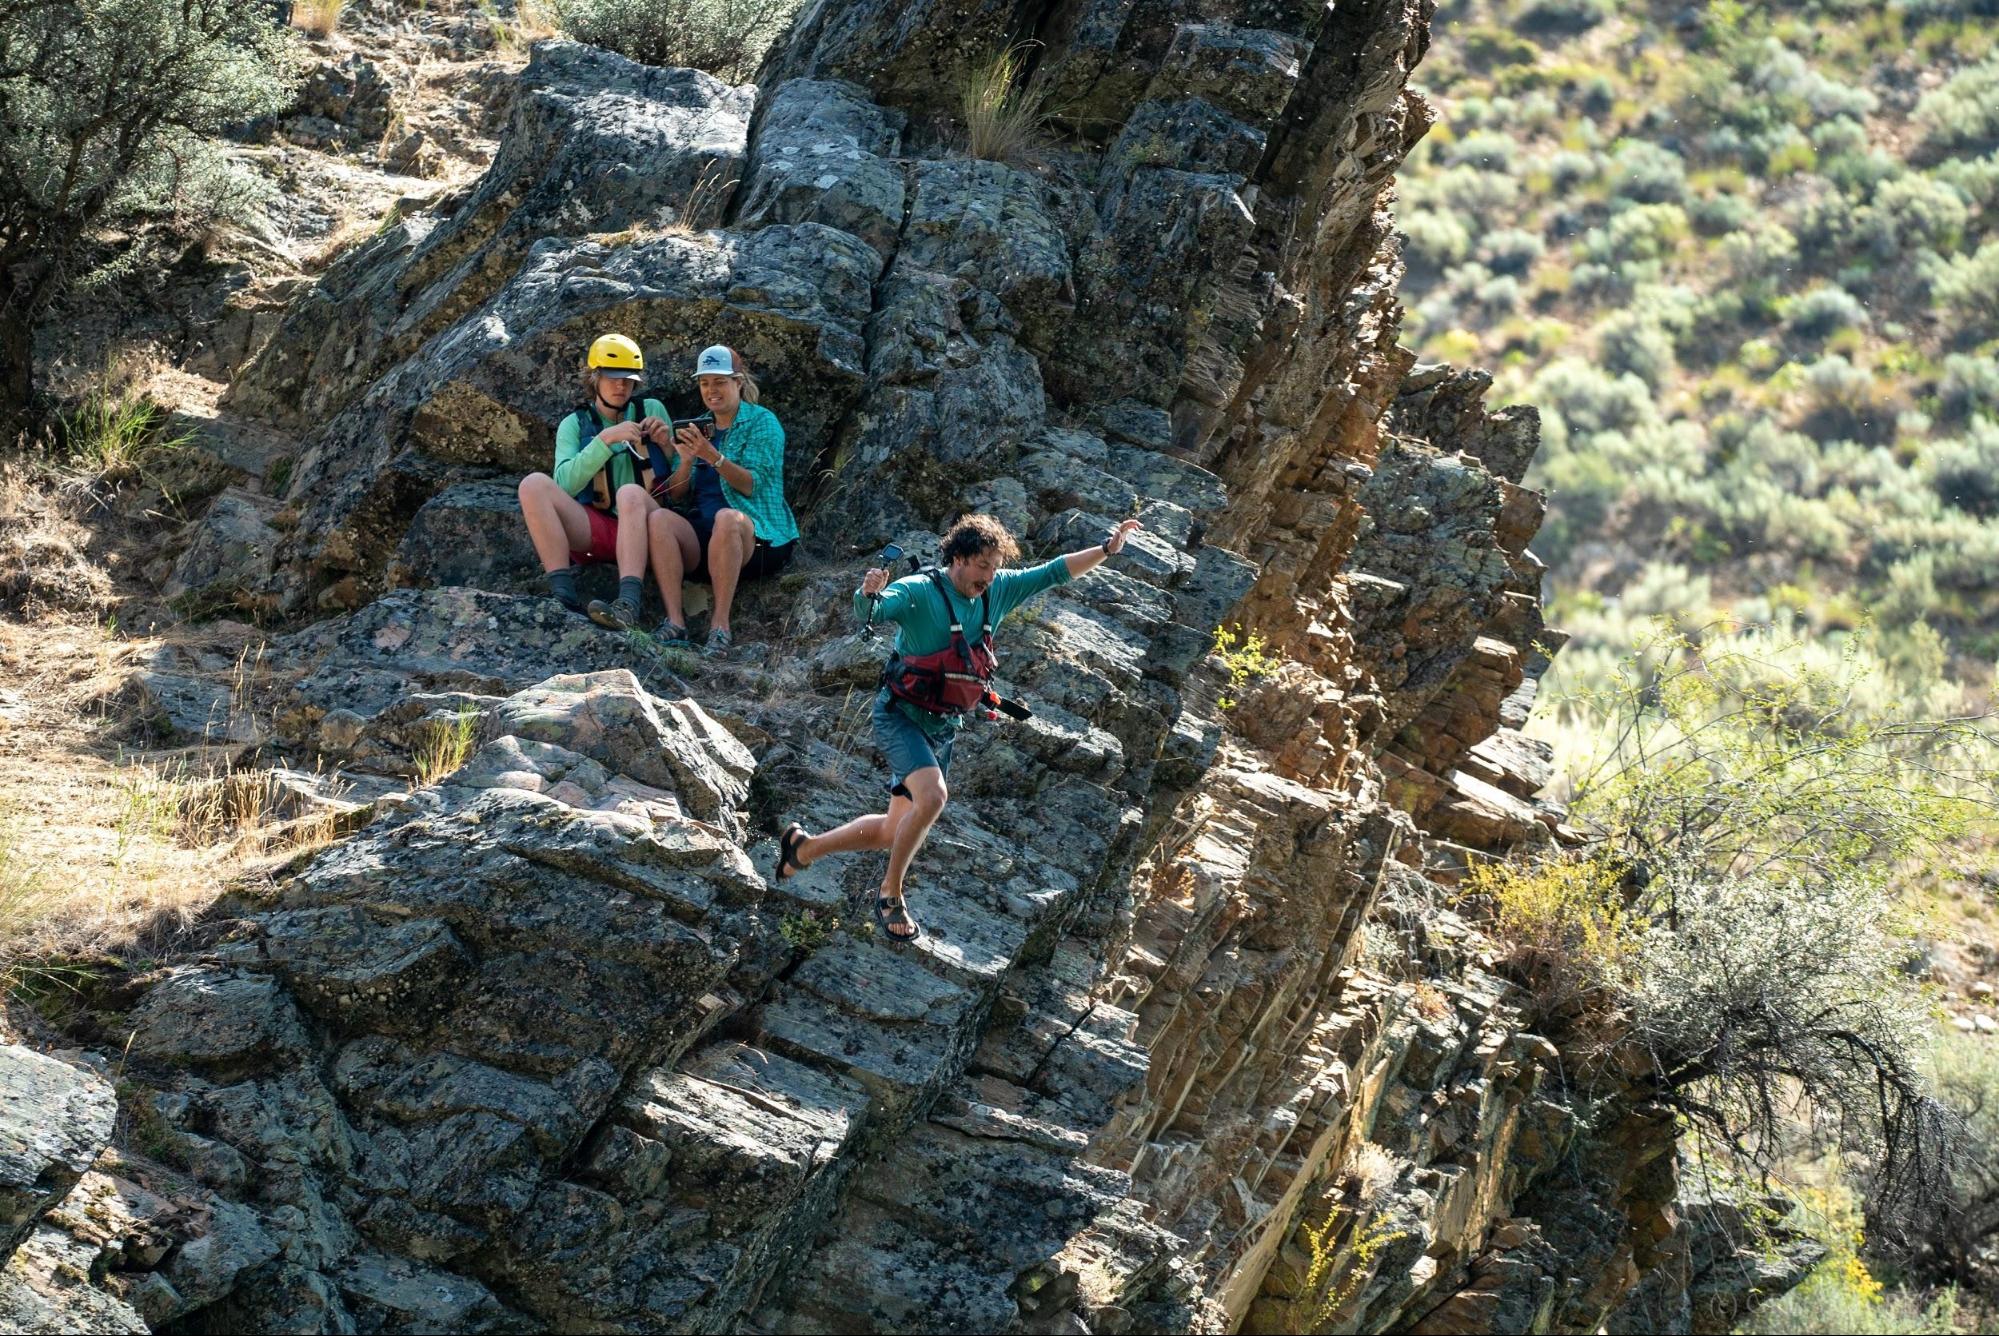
[940,514,1020,565]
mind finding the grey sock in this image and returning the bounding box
[617,575,643,611]
[548,567,582,611]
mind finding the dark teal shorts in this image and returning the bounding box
[873,688,955,797]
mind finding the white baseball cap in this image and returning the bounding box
[694,345,737,377]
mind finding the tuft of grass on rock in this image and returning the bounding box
[961,44,1051,166]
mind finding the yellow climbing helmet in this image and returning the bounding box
[587,333,645,380]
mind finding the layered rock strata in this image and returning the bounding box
[7,1,1810,1331]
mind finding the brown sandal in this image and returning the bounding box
[874,895,920,943]
[774,823,808,881]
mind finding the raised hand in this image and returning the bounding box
[1105,517,1143,554]
[861,567,890,597]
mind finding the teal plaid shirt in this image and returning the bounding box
[707,401,799,546]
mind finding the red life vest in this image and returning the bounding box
[884,569,999,716]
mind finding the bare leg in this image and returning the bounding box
[794,795,912,867]
[518,473,596,571]
[706,508,755,633]
[646,508,700,629]
[614,483,657,581]
[881,767,946,902]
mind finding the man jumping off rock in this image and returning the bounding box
[773,513,1142,942]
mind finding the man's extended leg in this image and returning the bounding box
[790,795,912,869]
[646,507,700,636]
[881,766,945,903]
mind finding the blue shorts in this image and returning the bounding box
[873,689,955,797]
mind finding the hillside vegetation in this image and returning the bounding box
[1400,2,1999,1328]
[1400,0,1998,714]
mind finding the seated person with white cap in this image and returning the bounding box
[646,344,799,654]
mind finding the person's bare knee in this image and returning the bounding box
[518,473,553,509]
[906,773,947,817]
[716,509,752,555]
[616,483,651,515]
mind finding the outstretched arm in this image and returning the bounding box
[1063,518,1142,578]
[853,568,913,623]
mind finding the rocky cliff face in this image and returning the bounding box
[2,2,1814,1332]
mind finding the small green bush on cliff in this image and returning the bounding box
[552,0,802,83]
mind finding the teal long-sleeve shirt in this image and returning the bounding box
[859,557,1074,734]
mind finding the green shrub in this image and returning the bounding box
[1922,239,1999,339]
[552,0,803,82]
[1916,52,1999,154]
[1518,0,1608,35]
[1749,38,1880,121]
[1905,1027,1999,1290]
[1461,24,1539,69]
[0,0,300,414]
[1935,352,1999,423]
[1859,174,1971,256]
[1801,354,1901,444]
[1924,420,1999,516]
[1688,190,1754,236]
[1531,358,1659,437]
[1813,115,1872,156]
[1934,150,1999,206]
[1596,313,1677,389]
[1784,285,1872,342]
[1532,631,1993,1209]
[1581,202,1690,267]
[1478,226,1545,276]
[1400,210,1471,270]
[1608,140,1689,205]
[1546,148,1599,188]
[1445,129,1518,172]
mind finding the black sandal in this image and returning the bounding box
[874,895,921,943]
[774,822,808,881]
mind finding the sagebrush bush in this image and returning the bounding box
[1859,174,1971,256]
[1784,285,1871,341]
[1446,129,1518,172]
[1916,52,1999,153]
[1530,358,1658,436]
[1512,626,1997,1224]
[1596,312,1677,388]
[553,0,802,82]
[1922,239,1999,338]
[1608,140,1689,204]
[1401,210,1471,270]
[1479,226,1545,275]
[1581,202,1689,266]
[1518,0,1608,34]
[1936,352,1999,422]
[0,0,299,411]
[1924,419,1999,516]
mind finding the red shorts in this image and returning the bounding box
[569,507,619,566]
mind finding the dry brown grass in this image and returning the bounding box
[0,479,112,620]
[0,580,339,985]
[961,45,1051,166]
[290,0,345,37]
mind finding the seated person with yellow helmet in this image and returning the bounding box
[516,333,676,628]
